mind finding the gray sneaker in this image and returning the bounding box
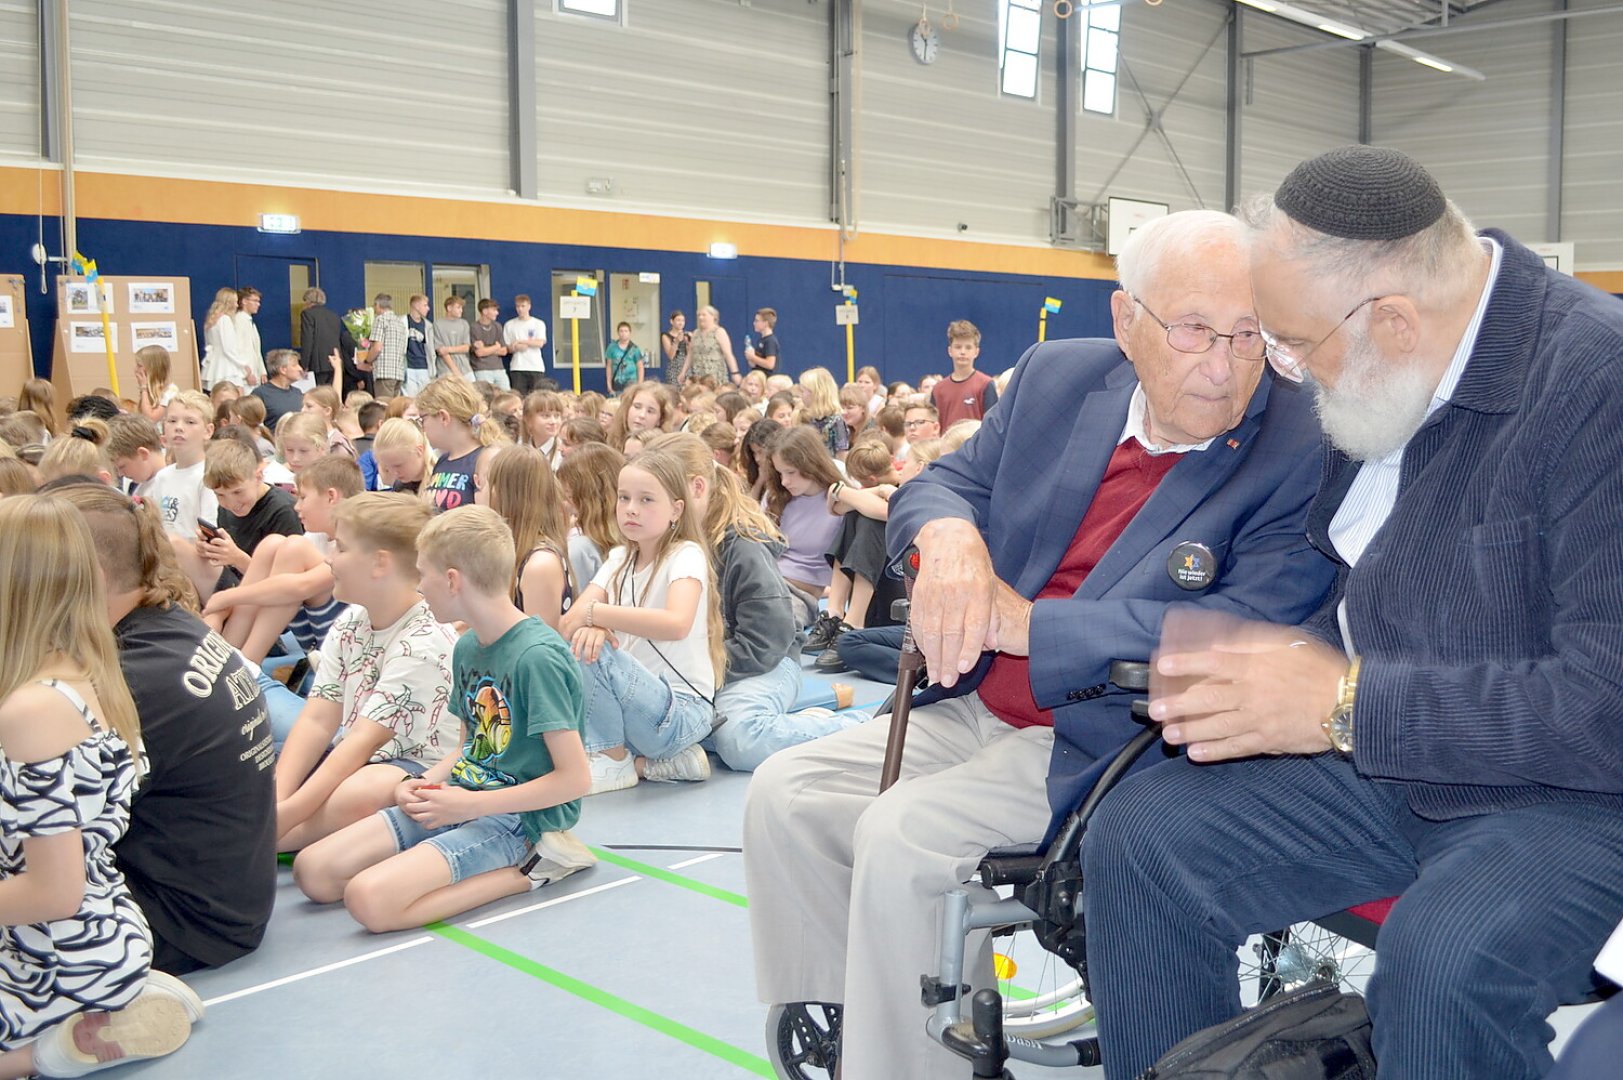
[641,743,712,783]
[522,829,598,890]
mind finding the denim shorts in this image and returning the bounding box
[379,805,528,883]
[383,757,429,779]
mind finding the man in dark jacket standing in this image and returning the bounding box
[298,286,365,395]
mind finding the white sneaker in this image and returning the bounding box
[143,970,205,1024]
[587,750,639,796]
[32,985,196,1077]
[641,743,712,784]
[522,829,598,890]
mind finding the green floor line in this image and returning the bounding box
[589,847,749,908]
[431,922,771,1077]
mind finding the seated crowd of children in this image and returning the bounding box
[0,320,1004,1074]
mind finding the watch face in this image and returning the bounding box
[910,22,940,64]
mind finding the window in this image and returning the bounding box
[1079,1,1120,115]
[556,0,623,24]
[998,0,1042,99]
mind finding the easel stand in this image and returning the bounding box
[49,275,200,404]
[0,274,32,394]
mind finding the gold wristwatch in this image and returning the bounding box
[1323,656,1360,754]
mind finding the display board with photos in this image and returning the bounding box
[50,275,200,403]
[0,273,31,396]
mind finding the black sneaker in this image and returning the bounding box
[814,639,850,672]
[805,612,846,652]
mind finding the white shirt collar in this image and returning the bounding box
[1121,383,1219,455]
[1423,235,1503,419]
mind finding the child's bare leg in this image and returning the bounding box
[0,1046,34,1080]
[278,765,410,853]
[292,813,401,904]
[826,561,851,620]
[345,845,528,934]
[240,538,329,664]
[219,535,286,641]
[846,573,876,631]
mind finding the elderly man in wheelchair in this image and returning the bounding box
[743,208,1336,1080]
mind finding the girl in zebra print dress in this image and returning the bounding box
[0,496,200,1078]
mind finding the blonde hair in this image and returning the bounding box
[0,458,34,496]
[275,411,328,461]
[294,454,365,498]
[522,390,569,454]
[574,391,605,421]
[344,391,375,411]
[204,286,238,330]
[39,420,111,483]
[372,417,436,484]
[740,370,767,400]
[203,438,260,489]
[839,384,870,430]
[168,389,213,425]
[557,443,626,561]
[48,485,197,612]
[0,497,140,748]
[135,345,172,401]
[844,440,898,485]
[643,432,782,548]
[417,505,515,595]
[946,319,980,345]
[105,414,163,460]
[909,437,945,467]
[303,386,340,426]
[610,449,726,687]
[18,379,59,438]
[798,367,841,420]
[333,492,433,570]
[857,364,883,386]
[416,377,504,447]
[941,419,981,452]
[486,445,572,596]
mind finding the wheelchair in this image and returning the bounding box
[764,622,1378,1079]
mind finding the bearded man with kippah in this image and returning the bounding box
[1083,146,1623,1080]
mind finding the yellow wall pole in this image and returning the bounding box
[570,290,581,394]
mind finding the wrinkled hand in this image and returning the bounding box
[1150,608,1346,763]
[985,581,1034,658]
[908,518,1002,688]
[400,782,479,829]
[569,626,618,664]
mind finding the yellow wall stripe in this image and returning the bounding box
[4,165,1620,291]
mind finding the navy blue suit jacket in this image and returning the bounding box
[1303,231,1623,819]
[888,338,1336,820]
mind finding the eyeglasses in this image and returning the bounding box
[1258,297,1380,384]
[903,418,934,429]
[409,415,424,428]
[1130,296,1266,362]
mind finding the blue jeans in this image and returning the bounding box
[1083,752,1623,1080]
[835,625,904,684]
[378,806,527,883]
[706,656,861,772]
[255,669,306,752]
[404,367,432,395]
[580,643,714,760]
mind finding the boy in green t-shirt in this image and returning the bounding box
[291,505,595,933]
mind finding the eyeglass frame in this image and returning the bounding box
[1258,296,1382,384]
[1127,295,1267,363]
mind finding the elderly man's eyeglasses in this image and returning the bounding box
[1129,296,1266,362]
[1258,297,1381,384]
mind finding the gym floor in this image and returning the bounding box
[132,653,1599,1079]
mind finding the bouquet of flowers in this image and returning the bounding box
[343,307,374,347]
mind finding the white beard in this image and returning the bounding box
[1309,325,1435,461]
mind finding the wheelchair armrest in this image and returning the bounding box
[1109,659,1149,693]
[978,852,1046,890]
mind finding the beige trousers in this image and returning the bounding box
[743,694,1056,1080]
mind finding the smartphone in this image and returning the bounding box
[196,519,222,541]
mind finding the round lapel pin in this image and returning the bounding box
[1167,541,1217,591]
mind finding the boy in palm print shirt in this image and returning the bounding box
[273,494,460,852]
[291,507,594,934]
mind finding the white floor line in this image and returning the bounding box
[201,935,434,1007]
[465,874,644,929]
[669,851,729,870]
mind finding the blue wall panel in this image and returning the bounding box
[1,212,1121,387]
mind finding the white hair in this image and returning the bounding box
[1114,210,1245,297]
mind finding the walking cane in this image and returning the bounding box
[878,547,925,793]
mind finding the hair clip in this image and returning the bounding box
[470,413,485,429]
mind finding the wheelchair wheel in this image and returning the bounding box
[1239,922,1376,1004]
[999,974,1095,1038]
[766,1002,841,1080]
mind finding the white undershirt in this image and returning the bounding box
[1121,383,1218,455]
[1328,236,1503,654]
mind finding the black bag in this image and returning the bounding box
[1137,980,1376,1079]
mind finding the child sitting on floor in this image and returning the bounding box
[274,493,460,852]
[292,506,595,932]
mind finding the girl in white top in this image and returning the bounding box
[559,448,725,795]
[200,287,259,390]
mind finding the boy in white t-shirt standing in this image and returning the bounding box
[274,492,460,852]
[503,293,550,394]
[145,390,219,541]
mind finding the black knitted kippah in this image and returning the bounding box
[1274,145,1446,241]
